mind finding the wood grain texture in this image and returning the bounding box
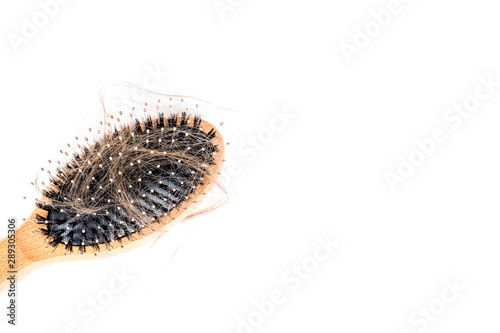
[0,117,224,294]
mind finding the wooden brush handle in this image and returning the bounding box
[0,231,35,294]
[0,211,67,294]
[0,215,56,294]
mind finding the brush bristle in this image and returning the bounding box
[36,112,220,254]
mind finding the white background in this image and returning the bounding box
[1,0,500,332]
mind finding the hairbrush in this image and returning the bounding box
[0,111,225,293]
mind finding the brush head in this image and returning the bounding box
[35,112,223,254]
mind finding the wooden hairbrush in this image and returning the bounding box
[0,112,224,294]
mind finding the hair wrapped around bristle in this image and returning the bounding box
[36,112,221,254]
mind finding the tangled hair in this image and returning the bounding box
[36,111,226,253]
